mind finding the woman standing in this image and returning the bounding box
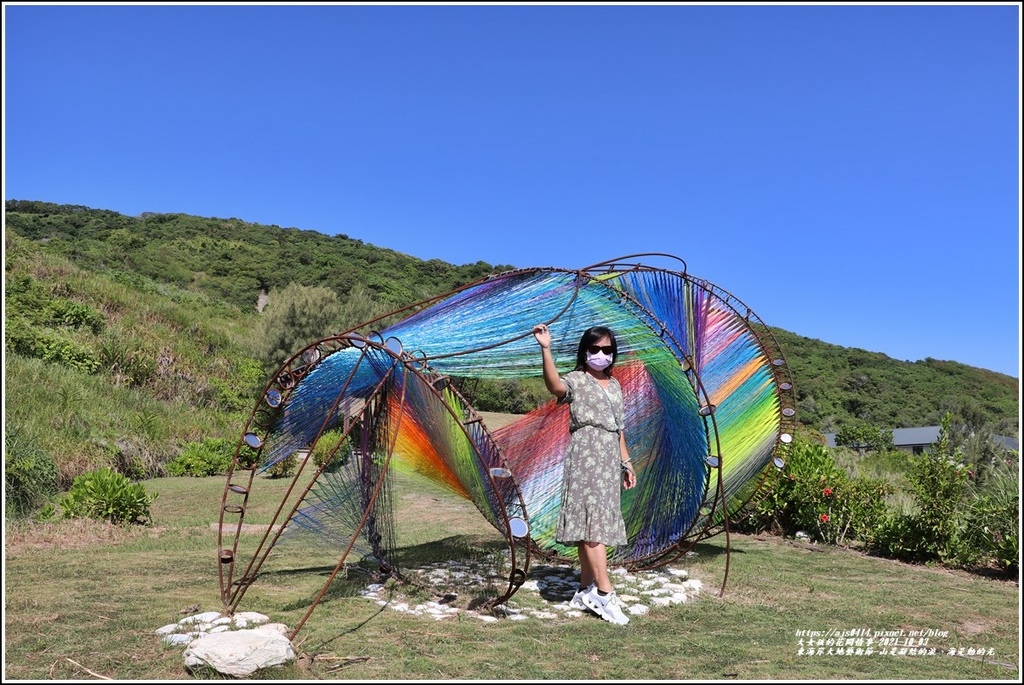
[532,323,637,625]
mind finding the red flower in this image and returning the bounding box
[822,487,833,497]
[820,514,829,523]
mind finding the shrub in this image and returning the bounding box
[868,413,974,564]
[738,441,843,536]
[805,475,892,546]
[310,429,352,471]
[37,332,101,373]
[4,316,40,357]
[948,461,1019,573]
[267,453,298,479]
[59,467,157,525]
[166,437,235,477]
[48,299,105,334]
[4,427,59,517]
[736,440,891,546]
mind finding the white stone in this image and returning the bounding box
[184,629,295,678]
[162,633,201,646]
[519,580,540,591]
[618,594,640,603]
[475,614,498,622]
[669,594,689,604]
[179,611,223,625]
[627,604,650,616]
[156,623,180,635]
[508,613,528,620]
[531,611,558,620]
[255,623,291,636]
[651,597,673,607]
[667,568,689,578]
[210,625,231,633]
[232,612,270,628]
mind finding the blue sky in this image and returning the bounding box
[4,3,1021,378]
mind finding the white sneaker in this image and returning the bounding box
[582,587,630,625]
[570,584,595,611]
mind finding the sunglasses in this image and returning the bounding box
[587,345,614,355]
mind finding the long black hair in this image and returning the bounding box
[573,326,618,376]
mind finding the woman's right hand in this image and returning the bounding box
[532,323,551,349]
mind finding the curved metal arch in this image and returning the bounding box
[218,332,532,639]
[218,334,401,610]
[218,253,795,632]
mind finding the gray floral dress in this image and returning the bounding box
[555,370,628,546]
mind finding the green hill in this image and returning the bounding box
[4,199,1018,489]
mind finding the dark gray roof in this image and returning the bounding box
[892,426,941,446]
[823,426,1018,452]
[994,435,1020,451]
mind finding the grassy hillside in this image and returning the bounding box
[772,328,1019,432]
[3,200,1018,492]
[4,232,260,488]
[4,199,510,312]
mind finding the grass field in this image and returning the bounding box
[4,468,1019,681]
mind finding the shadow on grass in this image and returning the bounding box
[262,534,516,652]
[263,533,510,613]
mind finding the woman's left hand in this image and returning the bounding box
[622,467,636,490]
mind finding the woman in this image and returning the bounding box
[532,323,636,626]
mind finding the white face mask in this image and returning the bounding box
[585,351,613,371]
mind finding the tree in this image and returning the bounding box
[255,283,344,371]
[835,421,894,453]
[335,282,393,334]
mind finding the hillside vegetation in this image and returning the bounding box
[3,200,1018,492]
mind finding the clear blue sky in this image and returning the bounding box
[4,3,1021,378]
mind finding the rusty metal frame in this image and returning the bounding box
[217,253,796,633]
[218,332,532,640]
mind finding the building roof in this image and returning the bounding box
[892,426,941,446]
[824,426,1018,451]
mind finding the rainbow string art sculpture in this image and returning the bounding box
[217,254,797,638]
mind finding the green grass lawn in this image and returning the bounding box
[4,472,1019,680]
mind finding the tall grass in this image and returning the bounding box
[4,355,243,486]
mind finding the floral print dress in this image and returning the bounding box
[555,370,628,546]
